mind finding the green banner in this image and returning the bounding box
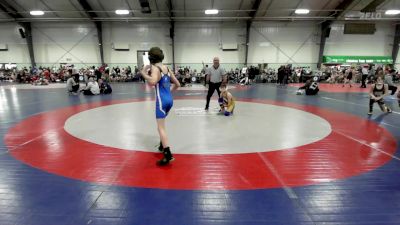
[323,56,393,64]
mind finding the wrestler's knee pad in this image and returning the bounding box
[224,111,231,116]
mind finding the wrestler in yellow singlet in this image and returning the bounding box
[218,84,235,116]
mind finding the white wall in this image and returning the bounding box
[249,21,320,69]
[325,22,393,57]
[103,22,172,66]
[0,21,397,70]
[32,22,100,67]
[0,23,30,64]
[174,22,246,69]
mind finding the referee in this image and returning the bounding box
[205,57,227,110]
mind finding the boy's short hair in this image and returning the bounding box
[220,84,227,89]
[376,74,384,81]
[148,47,164,64]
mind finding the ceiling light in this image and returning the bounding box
[30,10,44,16]
[205,9,218,15]
[115,9,129,15]
[385,10,400,15]
[295,9,310,15]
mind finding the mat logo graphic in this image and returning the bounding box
[174,107,220,116]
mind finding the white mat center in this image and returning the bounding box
[64,99,332,154]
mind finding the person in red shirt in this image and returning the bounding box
[43,69,50,80]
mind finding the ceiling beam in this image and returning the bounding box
[361,0,387,12]
[139,0,151,14]
[0,0,23,18]
[153,0,160,17]
[376,0,391,10]
[316,0,333,17]
[77,0,97,18]
[249,0,262,18]
[76,0,104,64]
[317,0,358,69]
[263,0,274,17]
[236,0,244,18]
[6,0,26,14]
[124,0,134,15]
[289,0,303,16]
[39,0,61,17]
[68,0,87,17]
[245,0,263,66]
[7,15,400,22]
[332,0,358,18]
[168,0,173,17]
[95,0,110,17]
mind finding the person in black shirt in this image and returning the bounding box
[297,77,319,95]
[368,74,392,115]
[203,65,209,86]
[343,68,353,88]
[95,69,102,81]
[277,66,285,85]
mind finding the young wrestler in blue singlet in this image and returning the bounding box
[141,47,181,166]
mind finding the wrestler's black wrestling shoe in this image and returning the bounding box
[157,147,175,166]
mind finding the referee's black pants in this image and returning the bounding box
[388,85,397,95]
[205,82,221,109]
[361,75,368,88]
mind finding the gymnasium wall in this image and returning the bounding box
[103,22,172,67]
[325,22,393,57]
[0,21,396,70]
[0,23,30,64]
[33,22,100,68]
[249,21,320,69]
[174,22,246,70]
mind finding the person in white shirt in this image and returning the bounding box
[0,71,4,81]
[66,74,80,95]
[83,77,100,95]
[238,67,248,85]
[204,57,227,110]
[361,66,369,88]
